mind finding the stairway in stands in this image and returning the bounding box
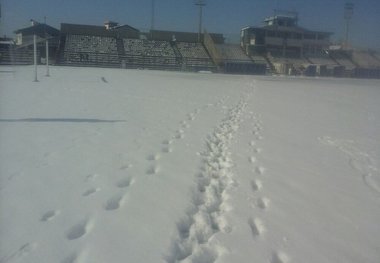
[56,35,66,64]
[116,38,125,58]
[263,54,277,74]
[170,42,183,62]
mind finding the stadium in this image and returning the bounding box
[2,3,380,263]
[1,9,380,78]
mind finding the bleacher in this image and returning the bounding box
[307,56,337,66]
[177,42,214,70]
[212,44,265,74]
[250,55,267,64]
[334,58,356,70]
[123,39,175,57]
[62,34,119,67]
[0,46,35,65]
[177,42,209,59]
[352,51,380,68]
[373,52,380,62]
[270,56,309,65]
[215,44,252,62]
[328,51,356,70]
[120,39,179,70]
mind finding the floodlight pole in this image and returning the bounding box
[44,16,50,77]
[195,0,206,43]
[33,34,38,82]
[344,2,354,49]
[46,38,49,76]
[151,0,155,31]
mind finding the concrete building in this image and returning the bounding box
[241,11,332,58]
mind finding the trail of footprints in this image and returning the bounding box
[144,98,228,176]
[144,109,200,175]
[24,98,226,262]
[165,98,247,263]
[247,114,289,263]
[248,116,268,238]
[35,169,135,262]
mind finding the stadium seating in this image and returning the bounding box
[328,51,357,70]
[373,52,380,62]
[215,44,252,61]
[307,56,337,66]
[177,42,209,59]
[120,39,179,70]
[0,46,35,65]
[352,51,380,68]
[64,35,117,53]
[62,34,119,66]
[123,39,175,57]
[176,42,214,70]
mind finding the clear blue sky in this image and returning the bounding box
[1,0,379,48]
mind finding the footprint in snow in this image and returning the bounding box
[0,243,38,263]
[40,210,60,221]
[251,179,262,192]
[116,177,133,188]
[271,251,290,263]
[256,197,270,209]
[82,188,100,197]
[174,133,184,140]
[104,193,127,211]
[254,166,266,175]
[120,164,133,170]
[253,148,262,154]
[248,217,265,238]
[162,139,173,145]
[147,165,160,175]
[162,146,173,153]
[84,173,98,182]
[147,154,160,161]
[66,219,93,240]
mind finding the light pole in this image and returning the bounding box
[33,34,38,82]
[151,0,155,31]
[344,2,354,49]
[195,0,206,43]
[44,16,50,77]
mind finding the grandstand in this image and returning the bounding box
[121,39,179,70]
[149,30,224,44]
[62,34,119,67]
[177,42,209,59]
[352,50,380,68]
[215,44,252,62]
[202,31,266,74]
[0,44,36,65]
[176,42,214,70]
[240,11,334,75]
[373,52,380,62]
[3,17,380,78]
[55,22,218,71]
[123,39,175,57]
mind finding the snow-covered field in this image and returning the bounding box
[1,66,379,263]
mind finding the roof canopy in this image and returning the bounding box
[14,23,60,38]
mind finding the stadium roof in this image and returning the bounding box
[60,23,139,38]
[149,30,224,44]
[261,25,333,35]
[14,23,60,38]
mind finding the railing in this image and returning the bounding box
[59,51,216,71]
[61,51,120,67]
[0,47,36,65]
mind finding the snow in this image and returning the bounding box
[1,66,380,263]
